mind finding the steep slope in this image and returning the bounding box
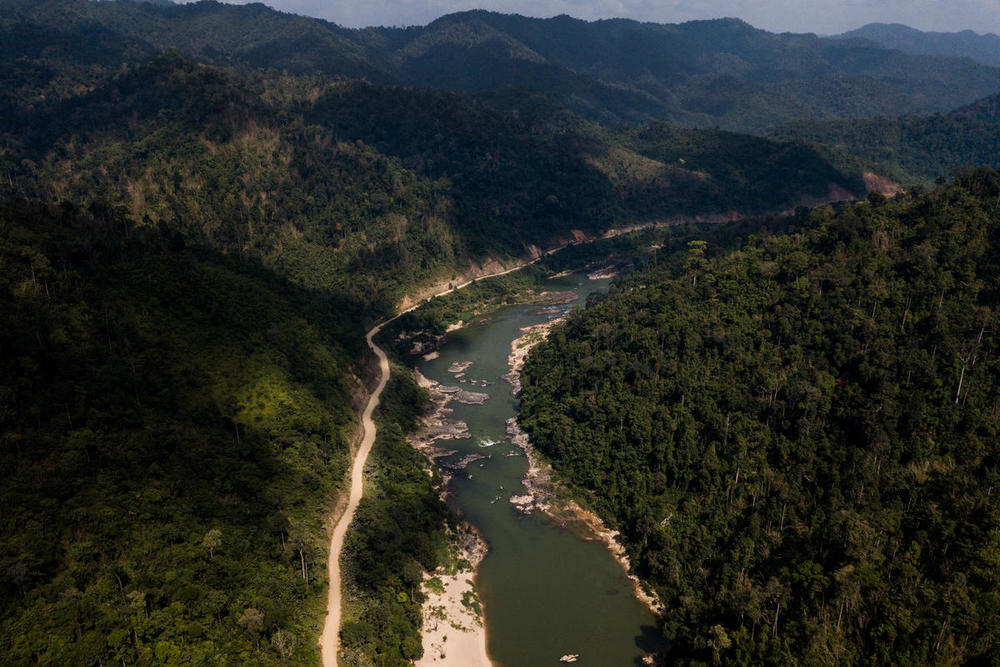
[520,171,1000,665]
[0,10,931,667]
[7,56,470,311]
[771,93,1000,183]
[0,193,366,666]
[4,55,868,269]
[374,11,1000,129]
[305,82,866,247]
[836,23,1000,68]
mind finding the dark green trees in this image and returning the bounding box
[0,194,360,666]
[521,170,1000,666]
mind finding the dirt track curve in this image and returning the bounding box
[319,324,390,667]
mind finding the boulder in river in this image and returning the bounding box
[453,390,489,405]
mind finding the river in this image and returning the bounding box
[418,273,666,667]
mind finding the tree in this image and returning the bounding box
[202,528,222,559]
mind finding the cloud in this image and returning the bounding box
[176,0,1000,34]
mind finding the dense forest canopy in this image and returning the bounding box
[771,94,1000,184]
[521,169,1000,666]
[0,193,363,665]
[0,187,450,667]
[1,52,869,287]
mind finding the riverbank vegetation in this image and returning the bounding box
[377,220,738,364]
[339,367,449,666]
[521,169,1000,665]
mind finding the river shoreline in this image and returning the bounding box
[415,524,492,667]
[330,225,673,667]
[410,367,494,667]
[398,266,662,667]
[504,318,665,618]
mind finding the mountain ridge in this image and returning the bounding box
[835,22,1000,67]
[6,0,1000,131]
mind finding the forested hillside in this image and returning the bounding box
[3,53,867,276]
[772,94,1000,184]
[0,193,368,665]
[521,170,1000,665]
[6,0,1000,131]
[0,8,882,663]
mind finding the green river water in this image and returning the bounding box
[419,274,666,667]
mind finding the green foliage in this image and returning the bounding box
[521,170,1000,665]
[771,95,1000,185]
[612,122,866,213]
[0,193,365,666]
[8,6,995,665]
[2,53,865,315]
[339,367,449,667]
[6,56,468,314]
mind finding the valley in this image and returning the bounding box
[408,272,665,667]
[3,2,1000,666]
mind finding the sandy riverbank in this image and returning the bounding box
[415,527,492,667]
[409,362,494,667]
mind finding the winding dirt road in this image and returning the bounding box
[319,324,389,667]
[317,261,536,666]
[318,222,673,667]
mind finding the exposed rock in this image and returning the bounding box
[411,375,473,449]
[505,418,553,515]
[508,494,537,512]
[501,371,521,397]
[587,264,619,280]
[535,290,577,306]
[413,412,470,448]
[504,319,563,397]
[453,390,489,405]
[448,361,473,374]
[424,447,459,461]
[441,454,487,471]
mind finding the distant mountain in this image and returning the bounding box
[5,1,1000,131]
[836,23,1000,67]
[770,93,1000,184]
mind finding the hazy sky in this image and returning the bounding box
[176,0,1000,35]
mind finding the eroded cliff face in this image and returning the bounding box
[863,171,904,196]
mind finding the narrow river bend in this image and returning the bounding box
[419,273,665,667]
